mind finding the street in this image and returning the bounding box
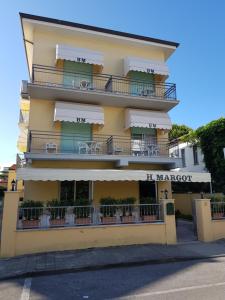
[0,257,225,299]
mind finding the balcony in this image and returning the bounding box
[22,65,179,111]
[18,109,29,127]
[22,130,182,168]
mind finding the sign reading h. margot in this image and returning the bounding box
[147,173,193,182]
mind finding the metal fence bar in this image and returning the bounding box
[17,204,163,229]
[211,202,225,220]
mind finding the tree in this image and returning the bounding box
[169,124,193,141]
[196,118,225,193]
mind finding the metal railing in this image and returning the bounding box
[211,202,225,220]
[19,109,29,125]
[32,64,177,101]
[25,130,172,158]
[17,203,163,229]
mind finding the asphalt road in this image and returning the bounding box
[1,257,225,299]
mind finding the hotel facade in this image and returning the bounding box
[0,13,215,257]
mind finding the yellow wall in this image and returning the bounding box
[29,99,60,132]
[1,192,177,257]
[174,193,223,215]
[24,181,59,202]
[7,170,23,192]
[14,223,166,256]
[93,181,139,204]
[32,30,166,76]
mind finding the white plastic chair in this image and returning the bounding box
[77,142,89,154]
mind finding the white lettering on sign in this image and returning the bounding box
[149,123,156,128]
[147,68,155,74]
[76,118,86,123]
[146,173,193,182]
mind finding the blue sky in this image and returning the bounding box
[0,0,225,166]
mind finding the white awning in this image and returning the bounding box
[54,102,104,125]
[125,109,172,130]
[124,57,169,76]
[56,44,104,66]
[17,168,211,183]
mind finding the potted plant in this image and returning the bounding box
[140,197,158,222]
[100,197,117,224]
[120,197,136,223]
[74,198,92,225]
[47,199,66,226]
[20,200,43,228]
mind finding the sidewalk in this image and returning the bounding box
[1,239,225,280]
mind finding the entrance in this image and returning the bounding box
[139,181,156,203]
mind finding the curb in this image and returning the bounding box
[1,254,225,281]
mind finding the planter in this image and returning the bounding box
[22,220,40,228]
[50,219,65,226]
[213,212,224,219]
[121,216,134,223]
[75,217,91,225]
[142,215,157,222]
[101,216,117,224]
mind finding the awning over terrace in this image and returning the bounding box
[17,168,211,183]
[56,44,104,66]
[124,57,169,76]
[54,101,104,125]
[125,109,172,130]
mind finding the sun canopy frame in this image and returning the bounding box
[17,168,211,183]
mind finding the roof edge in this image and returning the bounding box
[19,12,179,48]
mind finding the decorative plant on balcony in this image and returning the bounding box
[100,197,117,224]
[20,200,44,228]
[74,198,92,225]
[47,199,66,226]
[119,197,136,223]
[140,197,158,222]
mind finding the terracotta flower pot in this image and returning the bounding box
[22,220,40,228]
[213,212,224,219]
[50,219,65,226]
[101,216,117,224]
[142,215,157,222]
[76,217,91,225]
[121,216,134,223]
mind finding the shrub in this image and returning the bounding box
[140,197,156,204]
[74,198,91,218]
[20,200,43,220]
[47,199,66,219]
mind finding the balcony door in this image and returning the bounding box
[60,122,92,153]
[139,181,157,203]
[129,71,155,96]
[60,181,91,204]
[63,61,93,89]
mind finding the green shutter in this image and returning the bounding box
[130,71,155,96]
[131,127,156,135]
[63,61,93,88]
[61,122,92,153]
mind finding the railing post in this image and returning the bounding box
[0,191,20,257]
[160,199,176,244]
[195,199,213,242]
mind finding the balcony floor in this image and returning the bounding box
[25,152,182,168]
[27,83,179,112]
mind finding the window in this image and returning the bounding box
[181,148,186,167]
[193,145,199,165]
[60,181,91,203]
[131,127,156,143]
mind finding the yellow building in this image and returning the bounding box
[14,13,211,238]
